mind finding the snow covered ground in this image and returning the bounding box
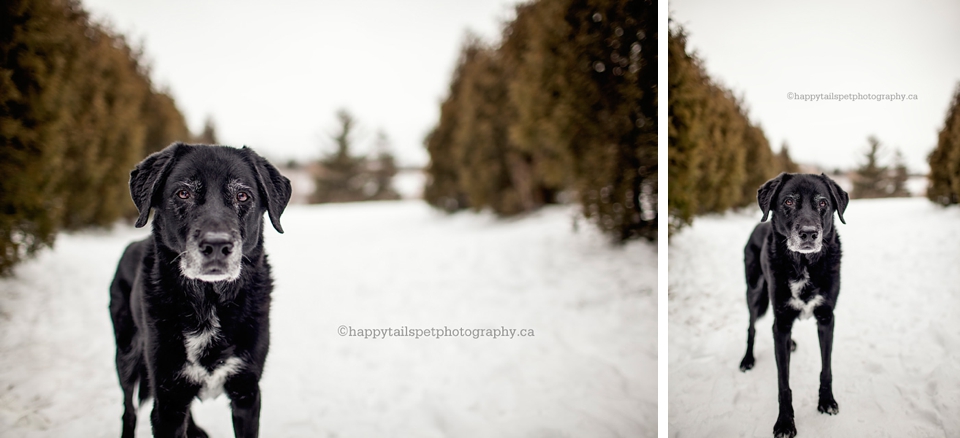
[669,197,960,437]
[0,200,657,437]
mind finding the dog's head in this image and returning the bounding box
[130,143,292,282]
[758,173,848,254]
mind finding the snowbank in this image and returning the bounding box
[0,200,656,437]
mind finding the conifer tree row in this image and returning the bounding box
[667,24,793,232]
[1,0,191,275]
[425,0,657,242]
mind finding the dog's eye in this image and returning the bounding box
[177,190,190,199]
[237,192,250,202]
[819,199,827,208]
[784,199,794,206]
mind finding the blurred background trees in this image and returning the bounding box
[1,0,191,275]
[424,0,657,242]
[851,136,909,199]
[927,83,960,206]
[310,109,400,204]
[668,24,792,232]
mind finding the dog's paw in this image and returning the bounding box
[773,417,797,438]
[739,355,755,372]
[818,397,839,415]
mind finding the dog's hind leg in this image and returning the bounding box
[815,308,839,415]
[115,347,140,438]
[111,288,140,437]
[740,258,768,371]
[111,242,146,438]
[739,281,765,371]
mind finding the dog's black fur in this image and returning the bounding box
[109,143,291,438]
[739,173,849,438]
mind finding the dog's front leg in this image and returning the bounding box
[772,316,797,438]
[151,383,196,438]
[815,308,839,415]
[226,371,261,438]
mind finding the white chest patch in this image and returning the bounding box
[182,356,244,401]
[787,268,823,320]
[180,311,243,400]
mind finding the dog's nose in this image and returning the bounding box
[199,232,233,258]
[798,226,819,242]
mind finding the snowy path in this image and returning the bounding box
[0,201,657,437]
[669,197,960,437]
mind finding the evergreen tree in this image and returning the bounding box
[890,149,910,198]
[559,0,657,241]
[368,131,401,201]
[504,1,570,205]
[0,0,193,274]
[424,0,657,241]
[927,82,960,205]
[852,136,889,199]
[423,37,478,212]
[452,43,524,215]
[0,0,76,274]
[667,25,709,228]
[739,125,778,208]
[777,142,800,173]
[668,22,780,231]
[141,88,191,155]
[193,116,219,144]
[312,109,365,203]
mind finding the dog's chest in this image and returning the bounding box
[787,268,823,320]
[181,309,243,400]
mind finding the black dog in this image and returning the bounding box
[738,173,849,438]
[109,143,291,438]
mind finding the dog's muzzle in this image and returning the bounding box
[787,225,822,253]
[181,231,243,282]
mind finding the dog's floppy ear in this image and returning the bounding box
[820,173,849,224]
[757,173,789,222]
[130,142,186,228]
[242,146,292,233]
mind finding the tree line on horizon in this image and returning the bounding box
[424,0,657,242]
[0,0,201,275]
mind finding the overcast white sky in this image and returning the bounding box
[82,0,519,167]
[670,0,960,173]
